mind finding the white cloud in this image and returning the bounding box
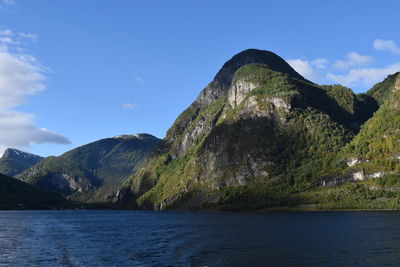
[327,62,400,88]
[122,103,137,110]
[0,28,70,154]
[0,111,70,154]
[290,47,400,90]
[373,39,400,55]
[311,58,328,69]
[0,52,45,109]
[333,52,374,70]
[287,58,322,82]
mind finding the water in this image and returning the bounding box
[0,211,400,266]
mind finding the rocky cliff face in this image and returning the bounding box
[17,133,160,202]
[118,49,379,210]
[0,148,43,177]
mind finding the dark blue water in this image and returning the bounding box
[0,211,400,266]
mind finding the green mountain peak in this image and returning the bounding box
[195,49,306,107]
[117,49,381,210]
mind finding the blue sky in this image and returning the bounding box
[0,0,400,156]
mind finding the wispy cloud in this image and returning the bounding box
[122,103,137,110]
[0,0,16,11]
[373,39,400,55]
[0,29,12,36]
[2,0,15,5]
[135,76,145,84]
[0,28,37,48]
[311,58,328,69]
[18,32,37,41]
[333,52,374,70]
[0,28,70,154]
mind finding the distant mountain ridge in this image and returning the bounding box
[0,148,43,177]
[17,133,161,203]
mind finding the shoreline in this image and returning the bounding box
[2,206,400,212]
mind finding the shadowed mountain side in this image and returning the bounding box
[0,173,68,210]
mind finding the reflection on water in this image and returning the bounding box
[0,210,400,266]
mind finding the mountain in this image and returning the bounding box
[0,148,43,177]
[17,133,160,203]
[296,72,400,210]
[0,172,67,209]
[336,72,400,177]
[117,49,379,210]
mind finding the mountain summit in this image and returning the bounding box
[196,49,306,106]
[2,148,43,162]
[0,148,43,177]
[212,49,305,87]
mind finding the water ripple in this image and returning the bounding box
[1,211,400,266]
